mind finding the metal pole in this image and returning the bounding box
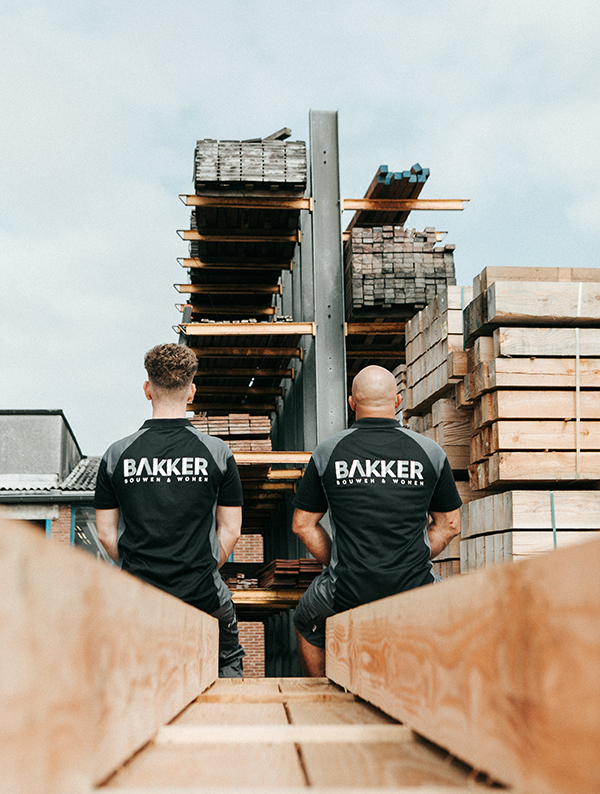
[309,110,347,444]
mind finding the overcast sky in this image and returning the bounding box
[1,0,599,455]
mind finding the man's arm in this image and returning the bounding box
[292,508,332,566]
[95,508,120,562]
[427,508,461,559]
[216,505,242,568]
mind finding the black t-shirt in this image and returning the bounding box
[94,418,243,612]
[293,418,462,612]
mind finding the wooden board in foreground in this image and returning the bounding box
[326,536,600,794]
[0,518,218,794]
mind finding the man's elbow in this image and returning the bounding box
[445,509,461,539]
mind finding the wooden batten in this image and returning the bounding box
[326,536,600,794]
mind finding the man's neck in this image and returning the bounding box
[151,404,189,419]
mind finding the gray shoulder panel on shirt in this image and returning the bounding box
[394,425,448,477]
[185,425,234,475]
[311,427,357,476]
[103,428,149,479]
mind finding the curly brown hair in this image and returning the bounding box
[144,343,198,390]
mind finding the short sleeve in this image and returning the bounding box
[292,457,329,514]
[216,454,244,506]
[428,457,463,513]
[93,455,120,509]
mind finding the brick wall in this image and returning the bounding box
[233,535,264,676]
[233,534,263,562]
[50,504,72,544]
[239,621,265,678]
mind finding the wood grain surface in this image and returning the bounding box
[326,536,600,794]
[0,518,218,794]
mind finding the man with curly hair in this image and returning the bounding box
[94,343,245,677]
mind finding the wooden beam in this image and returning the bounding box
[195,367,293,378]
[234,451,311,465]
[190,385,283,396]
[156,724,413,744]
[180,230,300,243]
[180,257,293,271]
[0,518,218,793]
[326,536,600,794]
[341,198,468,211]
[180,194,312,211]
[345,350,406,359]
[190,346,302,359]
[182,322,314,337]
[186,306,277,316]
[346,322,406,335]
[176,284,282,295]
[231,589,304,607]
[188,403,277,413]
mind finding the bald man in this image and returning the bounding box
[292,365,462,676]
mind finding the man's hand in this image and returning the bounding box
[95,508,120,562]
[427,508,461,559]
[292,508,332,566]
[216,505,242,568]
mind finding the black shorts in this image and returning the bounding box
[293,569,336,650]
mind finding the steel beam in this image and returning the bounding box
[309,110,347,443]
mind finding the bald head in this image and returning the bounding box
[350,366,400,418]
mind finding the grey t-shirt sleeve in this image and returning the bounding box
[428,457,462,512]
[93,455,119,509]
[292,457,328,513]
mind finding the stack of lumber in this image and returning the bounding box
[460,490,600,572]
[405,397,471,472]
[257,558,323,589]
[191,413,272,452]
[402,285,471,414]
[463,268,600,489]
[194,139,307,190]
[223,573,259,590]
[345,226,456,320]
[346,163,429,230]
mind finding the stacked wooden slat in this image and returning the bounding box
[460,491,600,571]
[194,139,307,190]
[462,269,600,490]
[345,226,456,319]
[190,413,272,452]
[402,285,471,414]
[257,558,322,589]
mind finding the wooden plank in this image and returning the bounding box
[103,744,306,788]
[488,279,600,323]
[300,740,476,789]
[182,194,311,210]
[342,198,467,211]
[173,701,288,725]
[181,257,293,270]
[234,452,311,464]
[156,724,414,744]
[489,420,600,452]
[346,322,406,335]
[182,321,314,336]
[487,451,600,484]
[176,284,282,295]
[472,390,599,428]
[109,786,475,793]
[486,356,600,389]
[287,700,397,725]
[181,230,299,243]
[473,265,600,296]
[0,518,218,794]
[230,589,303,608]
[326,536,600,794]
[190,346,302,358]
[494,326,600,358]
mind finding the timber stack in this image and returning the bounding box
[345,226,457,319]
[399,268,600,575]
[399,285,475,578]
[456,266,600,571]
[190,413,272,452]
[343,165,457,321]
